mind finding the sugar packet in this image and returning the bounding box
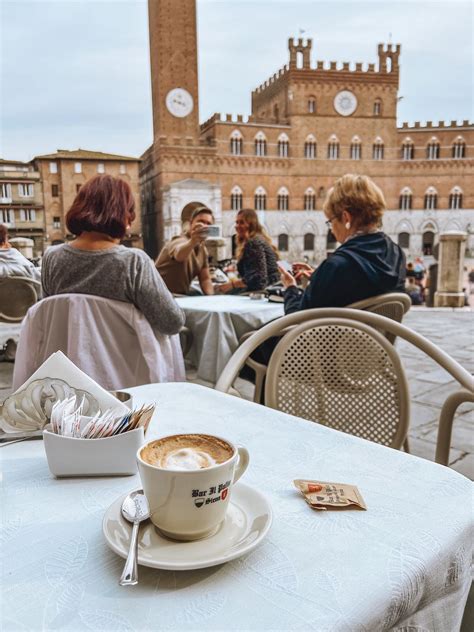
[294,479,367,511]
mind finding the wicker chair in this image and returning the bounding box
[239,292,411,404]
[0,276,40,322]
[216,309,473,461]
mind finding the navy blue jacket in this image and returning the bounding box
[284,232,406,314]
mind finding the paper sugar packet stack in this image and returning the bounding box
[0,351,129,434]
[294,479,367,511]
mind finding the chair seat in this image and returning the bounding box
[13,293,185,391]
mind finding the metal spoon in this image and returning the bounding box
[119,490,150,586]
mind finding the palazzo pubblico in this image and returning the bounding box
[140,0,473,263]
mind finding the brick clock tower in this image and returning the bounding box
[142,0,221,258]
[148,0,200,142]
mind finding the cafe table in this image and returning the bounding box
[1,382,472,631]
[175,295,284,383]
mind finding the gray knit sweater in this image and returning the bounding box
[41,244,185,335]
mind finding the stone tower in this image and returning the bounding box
[148,0,200,142]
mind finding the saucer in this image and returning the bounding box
[102,483,272,571]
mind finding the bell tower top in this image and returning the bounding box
[148,0,200,142]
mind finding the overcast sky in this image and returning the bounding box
[1,0,472,162]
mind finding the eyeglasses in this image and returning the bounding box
[325,216,337,229]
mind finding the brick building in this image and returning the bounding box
[33,149,142,248]
[0,159,45,256]
[141,0,473,262]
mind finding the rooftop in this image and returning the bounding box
[34,149,139,162]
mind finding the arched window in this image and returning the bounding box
[426,137,440,160]
[254,132,267,157]
[327,135,339,160]
[422,230,435,256]
[277,186,289,211]
[303,233,315,251]
[399,187,413,210]
[424,187,438,210]
[350,136,361,160]
[304,134,317,159]
[308,97,316,114]
[402,138,414,160]
[326,230,337,251]
[372,137,384,160]
[230,130,243,155]
[373,99,382,116]
[277,133,289,158]
[254,186,267,211]
[398,232,410,249]
[449,186,463,210]
[278,233,289,251]
[452,137,466,159]
[230,185,243,211]
[304,187,316,211]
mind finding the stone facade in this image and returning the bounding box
[141,0,474,263]
[33,149,142,249]
[0,159,45,257]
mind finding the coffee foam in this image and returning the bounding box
[141,434,234,471]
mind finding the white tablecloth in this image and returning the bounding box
[2,383,472,631]
[176,295,284,383]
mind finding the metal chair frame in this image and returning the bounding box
[216,308,473,465]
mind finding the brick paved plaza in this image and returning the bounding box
[1,307,472,479]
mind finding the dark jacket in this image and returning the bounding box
[284,232,406,314]
[237,236,280,291]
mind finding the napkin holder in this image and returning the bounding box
[43,425,145,478]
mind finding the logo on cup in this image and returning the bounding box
[194,498,205,508]
[221,489,228,501]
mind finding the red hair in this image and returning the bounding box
[66,175,135,239]
[0,224,8,246]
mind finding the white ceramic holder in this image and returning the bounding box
[43,425,145,477]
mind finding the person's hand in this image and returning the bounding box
[190,222,208,245]
[292,261,314,283]
[278,263,297,289]
[214,281,233,294]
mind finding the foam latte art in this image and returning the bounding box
[141,434,234,471]
[164,447,216,470]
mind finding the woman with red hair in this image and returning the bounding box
[41,175,184,335]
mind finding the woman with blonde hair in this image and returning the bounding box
[280,174,406,312]
[217,208,280,293]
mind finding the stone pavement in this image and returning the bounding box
[1,307,473,479]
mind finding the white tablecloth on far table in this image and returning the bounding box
[176,295,284,383]
[2,383,472,631]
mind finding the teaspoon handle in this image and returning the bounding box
[119,521,140,586]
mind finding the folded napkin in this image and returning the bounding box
[0,351,128,434]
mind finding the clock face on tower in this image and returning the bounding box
[165,88,194,118]
[334,90,358,116]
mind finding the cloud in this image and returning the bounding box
[0,0,472,161]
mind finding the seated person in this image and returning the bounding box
[405,277,423,305]
[216,209,280,293]
[280,174,406,312]
[0,224,41,282]
[241,175,407,392]
[156,207,214,295]
[42,174,184,336]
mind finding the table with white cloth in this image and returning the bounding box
[175,295,284,383]
[2,383,472,632]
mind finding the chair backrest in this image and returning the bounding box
[12,293,185,391]
[264,317,410,448]
[0,276,39,322]
[349,292,411,344]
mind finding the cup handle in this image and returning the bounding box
[233,446,249,483]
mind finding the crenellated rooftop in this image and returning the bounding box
[398,120,472,130]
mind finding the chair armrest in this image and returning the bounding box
[435,389,474,466]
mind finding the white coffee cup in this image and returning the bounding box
[137,434,249,541]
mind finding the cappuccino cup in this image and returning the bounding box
[137,433,249,541]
